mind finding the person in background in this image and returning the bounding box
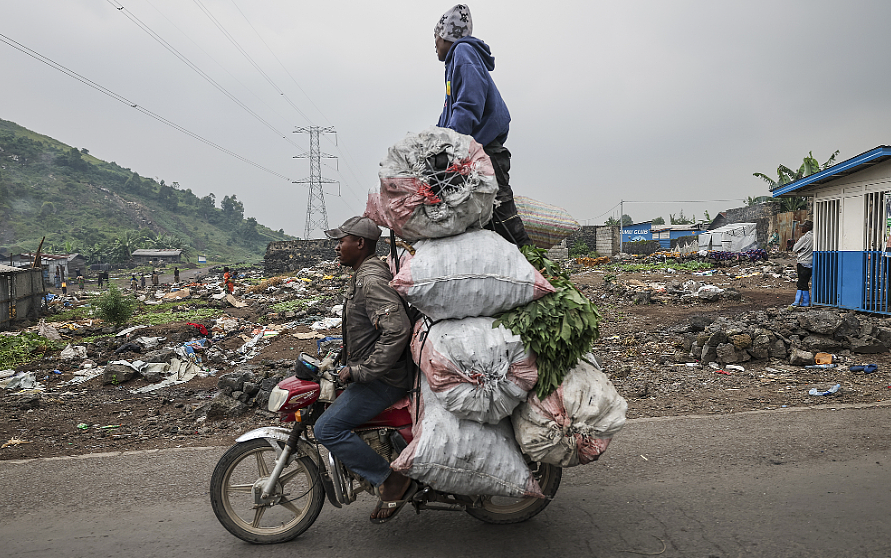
[97,273,104,289]
[174,267,180,283]
[151,270,159,287]
[432,4,531,246]
[130,276,138,290]
[77,274,85,291]
[61,281,67,295]
[792,220,813,307]
[140,275,146,289]
[223,267,235,294]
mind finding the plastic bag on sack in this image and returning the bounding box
[512,355,627,467]
[514,196,581,250]
[412,317,537,424]
[390,375,544,499]
[365,127,498,242]
[390,229,555,321]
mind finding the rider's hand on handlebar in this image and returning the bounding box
[337,365,351,383]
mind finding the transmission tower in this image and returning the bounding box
[293,126,338,239]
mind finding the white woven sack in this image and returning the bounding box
[412,317,537,424]
[390,229,555,321]
[365,127,497,242]
[390,376,544,499]
[512,355,627,467]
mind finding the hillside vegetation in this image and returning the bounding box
[0,118,295,264]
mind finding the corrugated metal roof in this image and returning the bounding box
[131,249,183,257]
[0,264,25,273]
[772,145,891,197]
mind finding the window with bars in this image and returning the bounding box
[865,191,887,251]
[814,199,839,251]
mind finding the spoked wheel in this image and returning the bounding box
[210,439,325,544]
[465,462,562,524]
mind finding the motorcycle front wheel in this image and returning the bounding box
[210,438,325,544]
[465,462,562,524]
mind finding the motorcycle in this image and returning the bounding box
[209,351,562,544]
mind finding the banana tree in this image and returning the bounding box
[754,150,840,190]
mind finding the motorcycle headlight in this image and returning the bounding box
[267,386,289,412]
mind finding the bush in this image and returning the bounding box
[569,240,590,258]
[94,285,136,326]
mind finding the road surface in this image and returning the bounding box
[2,402,889,557]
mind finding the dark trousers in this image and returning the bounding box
[483,142,532,247]
[796,263,812,290]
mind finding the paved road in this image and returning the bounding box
[2,403,890,558]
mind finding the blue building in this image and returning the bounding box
[621,222,651,244]
[771,145,891,313]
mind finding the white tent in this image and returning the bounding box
[698,222,758,252]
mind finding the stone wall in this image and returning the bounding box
[568,226,620,256]
[709,204,776,248]
[264,239,390,275]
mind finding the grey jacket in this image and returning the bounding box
[342,256,412,388]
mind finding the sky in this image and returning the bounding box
[3,1,890,238]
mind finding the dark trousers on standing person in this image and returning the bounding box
[796,264,812,291]
[483,141,532,247]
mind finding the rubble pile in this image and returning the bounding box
[577,263,797,306]
[680,308,891,366]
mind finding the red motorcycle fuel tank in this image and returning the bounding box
[277,376,321,413]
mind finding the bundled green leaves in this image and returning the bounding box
[493,245,602,399]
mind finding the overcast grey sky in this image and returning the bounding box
[3,1,890,237]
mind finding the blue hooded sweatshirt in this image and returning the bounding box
[436,36,510,147]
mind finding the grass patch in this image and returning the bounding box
[615,260,713,272]
[0,332,65,369]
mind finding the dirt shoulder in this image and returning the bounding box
[2,255,890,461]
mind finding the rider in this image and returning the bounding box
[314,216,417,523]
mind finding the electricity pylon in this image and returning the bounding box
[293,126,338,239]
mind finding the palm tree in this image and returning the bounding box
[754,150,840,190]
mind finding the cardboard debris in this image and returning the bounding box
[226,294,248,308]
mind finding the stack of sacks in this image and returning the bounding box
[366,128,555,497]
[365,126,498,242]
[512,356,627,468]
[390,375,544,499]
[411,317,537,425]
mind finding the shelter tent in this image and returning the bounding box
[698,223,758,252]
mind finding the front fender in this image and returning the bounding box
[235,426,320,464]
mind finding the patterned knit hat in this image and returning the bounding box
[434,4,473,42]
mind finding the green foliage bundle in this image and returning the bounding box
[493,245,602,399]
[94,285,136,326]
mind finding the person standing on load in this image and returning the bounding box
[314,216,418,524]
[433,4,532,247]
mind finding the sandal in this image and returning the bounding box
[370,480,419,524]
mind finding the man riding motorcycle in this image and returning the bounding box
[314,216,417,523]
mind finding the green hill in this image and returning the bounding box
[0,118,295,264]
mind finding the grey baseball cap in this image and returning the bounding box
[325,216,381,241]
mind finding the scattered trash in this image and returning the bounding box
[116,325,148,337]
[808,384,841,396]
[311,317,342,330]
[850,364,878,374]
[725,365,745,372]
[37,319,62,341]
[814,352,836,365]
[99,424,122,429]
[60,344,88,360]
[2,437,31,448]
[76,423,90,430]
[805,364,837,369]
[715,370,732,375]
[0,372,44,391]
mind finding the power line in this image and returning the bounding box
[107,0,305,153]
[0,32,292,181]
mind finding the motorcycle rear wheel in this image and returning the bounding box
[465,462,562,524]
[210,438,325,544]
